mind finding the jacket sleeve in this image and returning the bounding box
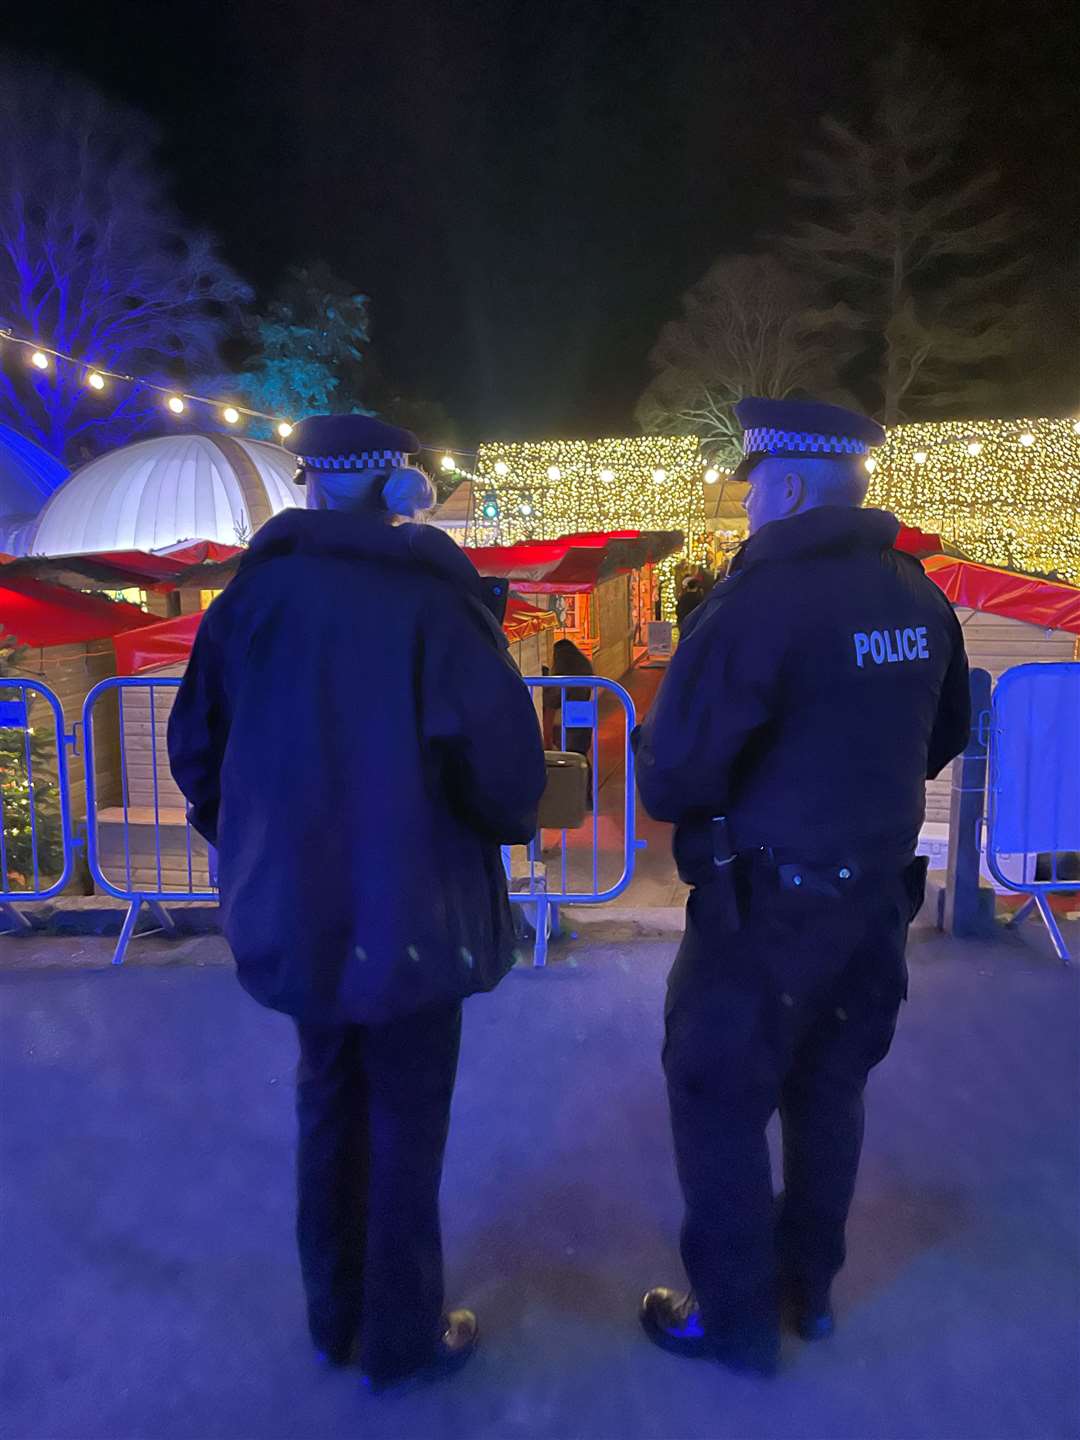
[421,594,547,844]
[166,616,230,847]
[635,586,780,824]
[926,615,971,779]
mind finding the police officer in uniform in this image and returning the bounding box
[635,398,970,1375]
[168,416,546,1390]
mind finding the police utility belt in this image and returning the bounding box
[675,815,870,934]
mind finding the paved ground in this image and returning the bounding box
[2,915,1078,1440]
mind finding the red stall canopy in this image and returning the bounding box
[0,576,154,648]
[0,540,246,594]
[466,530,682,593]
[922,556,1080,636]
[113,610,208,675]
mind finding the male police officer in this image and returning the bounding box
[635,398,970,1376]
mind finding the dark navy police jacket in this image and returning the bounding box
[168,509,547,1026]
[636,507,970,868]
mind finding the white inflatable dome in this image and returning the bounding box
[30,433,304,556]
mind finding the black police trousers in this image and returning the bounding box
[663,858,923,1369]
[294,1001,462,1382]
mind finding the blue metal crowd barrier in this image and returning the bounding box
[505,676,644,966]
[0,679,76,933]
[984,662,1080,963]
[82,676,217,965]
[4,671,644,969]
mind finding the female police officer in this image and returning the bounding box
[168,415,546,1390]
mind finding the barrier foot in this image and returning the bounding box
[112,899,144,966]
[147,900,178,939]
[549,903,562,940]
[532,894,550,969]
[0,902,32,935]
[1035,895,1072,966]
[1006,897,1036,929]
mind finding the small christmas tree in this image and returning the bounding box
[0,633,65,887]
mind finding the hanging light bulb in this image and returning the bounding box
[494,461,509,477]
[277,421,293,439]
[1072,420,1080,435]
[86,370,106,391]
[599,468,615,483]
[652,468,667,483]
[1019,431,1035,447]
[913,451,928,465]
[30,350,49,370]
[704,468,719,483]
[167,395,185,415]
[864,457,877,473]
[441,454,457,472]
[222,406,240,425]
[520,502,533,517]
[966,440,983,456]
[547,465,562,481]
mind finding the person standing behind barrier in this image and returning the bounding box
[167,415,546,1391]
[543,638,596,787]
[634,397,971,1376]
[675,576,705,631]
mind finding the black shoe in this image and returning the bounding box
[364,1309,479,1393]
[639,1288,709,1359]
[780,1286,835,1342]
[641,1287,781,1376]
[793,1301,835,1342]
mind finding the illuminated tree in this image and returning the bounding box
[231,263,372,436]
[788,41,1027,426]
[0,633,64,885]
[0,55,250,464]
[636,256,844,467]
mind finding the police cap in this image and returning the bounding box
[284,415,421,485]
[731,398,885,482]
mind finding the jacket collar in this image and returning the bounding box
[239,509,486,597]
[730,506,901,575]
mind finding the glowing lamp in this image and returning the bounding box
[441,454,456,472]
[966,440,983,456]
[222,406,240,425]
[599,468,615,483]
[652,468,666,483]
[494,461,509,477]
[167,396,185,415]
[277,421,294,439]
[30,350,49,370]
[520,502,533,517]
[913,451,928,465]
[704,468,719,483]
[547,465,561,481]
[864,457,877,473]
[87,371,106,391]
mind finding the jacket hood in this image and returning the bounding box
[732,507,901,575]
[240,508,485,597]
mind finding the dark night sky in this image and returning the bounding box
[6,0,1079,439]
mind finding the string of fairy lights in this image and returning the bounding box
[0,326,479,461]
[3,325,1077,584]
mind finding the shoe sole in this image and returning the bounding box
[364,1337,479,1395]
[639,1311,709,1360]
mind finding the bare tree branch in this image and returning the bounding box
[0,53,251,462]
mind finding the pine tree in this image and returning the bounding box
[0,634,65,887]
[788,41,1027,425]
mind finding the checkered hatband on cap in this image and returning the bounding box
[742,428,870,457]
[297,450,408,471]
